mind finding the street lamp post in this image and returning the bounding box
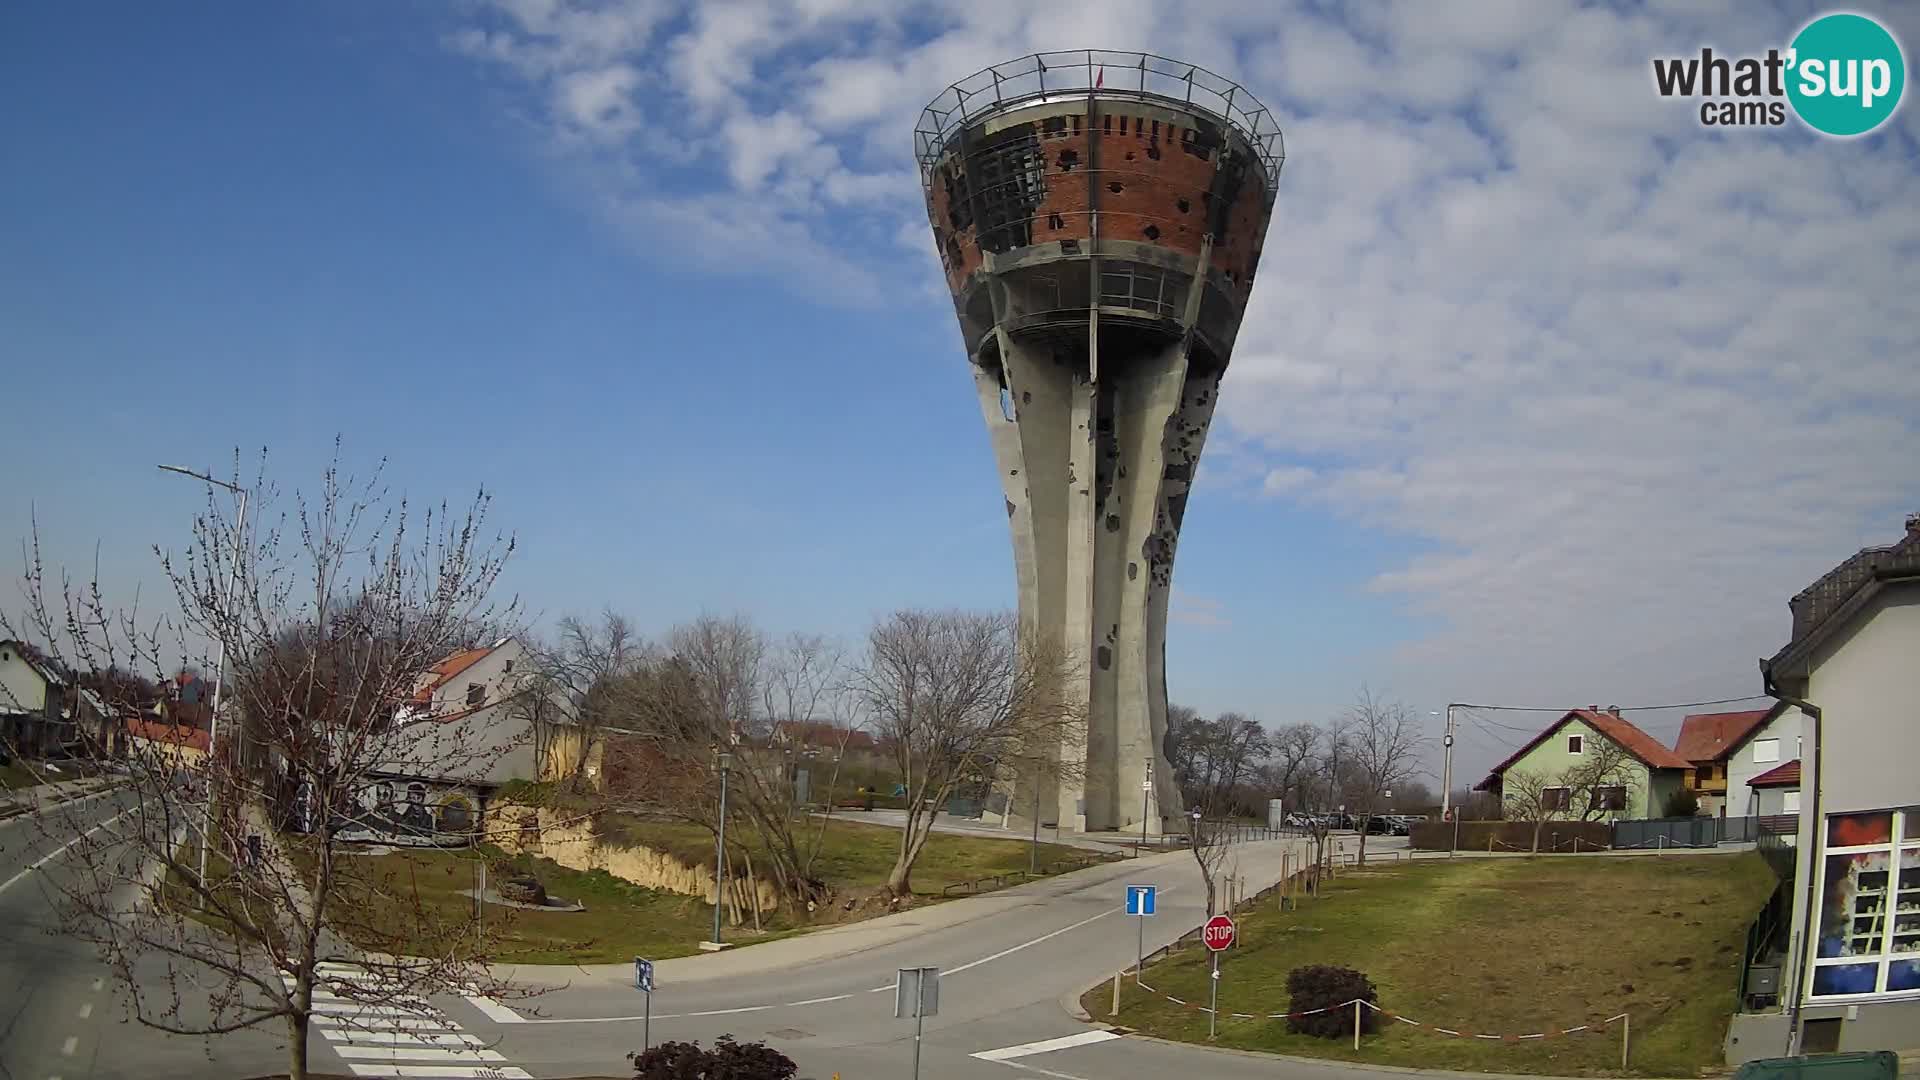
[711,750,733,947]
[157,465,247,895]
[1139,758,1153,856]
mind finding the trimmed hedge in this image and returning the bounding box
[1409,819,1612,852]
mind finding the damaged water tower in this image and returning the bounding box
[916,52,1283,833]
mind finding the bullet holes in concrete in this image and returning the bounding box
[1108,181,1124,194]
[1128,562,1139,581]
[1000,387,1016,421]
[1142,224,1161,241]
[1049,212,1065,230]
[1056,149,1079,171]
[1145,143,1161,161]
[1105,514,1121,533]
[1124,151,1136,161]
[1006,498,1017,518]
[1096,646,1112,671]
[1176,198,1190,214]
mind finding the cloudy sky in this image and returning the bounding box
[3,1,1915,781]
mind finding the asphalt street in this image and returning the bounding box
[440,834,1366,1079]
[0,787,290,1080]
[2,802,1412,1080]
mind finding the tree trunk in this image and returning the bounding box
[1357,819,1369,867]
[887,825,931,896]
[1203,874,1217,916]
[1531,820,1543,854]
[287,1010,309,1080]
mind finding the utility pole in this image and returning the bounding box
[1441,703,1461,856]
[1139,757,1153,856]
[709,749,733,948]
[157,465,247,899]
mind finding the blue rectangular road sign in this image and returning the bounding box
[1126,884,1156,916]
[634,957,655,993]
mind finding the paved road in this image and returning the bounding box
[0,788,290,1080]
[449,834,1370,1079]
[3,806,1408,1080]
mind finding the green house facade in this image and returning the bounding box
[1475,708,1693,821]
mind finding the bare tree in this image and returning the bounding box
[845,610,1084,897]
[1259,721,1322,816]
[1496,737,1637,851]
[1185,806,1235,915]
[1344,687,1424,866]
[523,610,651,792]
[3,449,538,1080]
[1168,708,1271,817]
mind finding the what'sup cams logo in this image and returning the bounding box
[1652,11,1906,136]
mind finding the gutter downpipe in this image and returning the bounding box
[1765,667,1822,1058]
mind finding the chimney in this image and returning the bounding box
[1586,704,1600,713]
[1906,512,1920,540]
[1606,705,1621,717]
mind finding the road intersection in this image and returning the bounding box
[2,797,1416,1080]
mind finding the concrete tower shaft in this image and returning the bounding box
[917,53,1283,834]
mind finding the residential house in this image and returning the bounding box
[338,637,561,845]
[1718,700,1810,832]
[1473,706,1693,821]
[123,715,211,768]
[1,640,70,760]
[1673,708,1774,816]
[1740,513,1920,1057]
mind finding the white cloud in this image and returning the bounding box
[444,0,1920,728]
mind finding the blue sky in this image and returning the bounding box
[4,1,1917,782]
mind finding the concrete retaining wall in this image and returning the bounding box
[496,805,779,914]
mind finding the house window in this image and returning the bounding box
[1696,766,1714,786]
[1591,786,1628,812]
[1567,735,1583,754]
[1753,739,1781,764]
[466,683,487,707]
[1543,787,1572,811]
[1808,807,1920,999]
[1783,792,1802,814]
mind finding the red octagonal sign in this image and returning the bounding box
[1202,914,1236,952]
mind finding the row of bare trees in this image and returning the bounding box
[522,607,1084,905]
[1172,688,1430,910]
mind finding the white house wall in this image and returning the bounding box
[1806,588,1920,816]
[1727,706,1808,818]
[0,648,51,715]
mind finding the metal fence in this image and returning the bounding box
[1612,815,1766,849]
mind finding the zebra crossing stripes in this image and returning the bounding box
[286,964,531,1079]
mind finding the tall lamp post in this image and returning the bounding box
[709,749,734,949]
[157,464,247,894]
[1139,757,1153,856]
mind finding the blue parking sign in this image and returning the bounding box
[634,957,654,993]
[1126,884,1156,916]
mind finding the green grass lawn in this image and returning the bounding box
[597,812,1103,894]
[306,816,1102,965]
[1087,853,1777,1077]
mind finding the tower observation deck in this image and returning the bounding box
[917,52,1283,834]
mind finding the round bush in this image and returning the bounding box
[1284,964,1378,1039]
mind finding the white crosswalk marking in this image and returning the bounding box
[285,964,525,1079]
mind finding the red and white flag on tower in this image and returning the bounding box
[1094,65,1104,89]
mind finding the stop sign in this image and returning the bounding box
[1202,914,1236,952]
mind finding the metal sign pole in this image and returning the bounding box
[913,1004,924,1080]
[1136,909,1144,983]
[1208,951,1220,1039]
[644,989,652,1052]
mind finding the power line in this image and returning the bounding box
[1449,694,1772,714]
